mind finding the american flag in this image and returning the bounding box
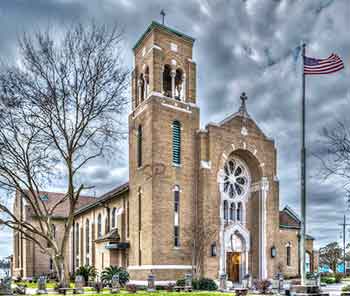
[304,53,344,75]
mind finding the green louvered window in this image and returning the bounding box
[172,121,181,165]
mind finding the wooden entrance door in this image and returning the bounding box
[227,252,241,282]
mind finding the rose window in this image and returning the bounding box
[223,159,249,199]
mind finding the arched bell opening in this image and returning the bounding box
[138,73,145,103]
[163,64,172,98]
[144,66,149,98]
[175,68,184,101]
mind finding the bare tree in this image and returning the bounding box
[320,121,350,189]
[0,22,129,286]
[319,242,342,272]
[189,214,219,278]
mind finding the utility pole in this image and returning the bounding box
[339,214,350,275]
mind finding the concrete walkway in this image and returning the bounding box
[320,283,344,296]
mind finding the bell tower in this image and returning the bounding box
[128,21,200,280]
[131,21,197,109]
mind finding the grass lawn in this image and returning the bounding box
[29,293,233,296]
[14,281,58,289]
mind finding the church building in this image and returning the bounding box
[12,21,317,283]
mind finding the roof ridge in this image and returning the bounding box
[282,205,301,223]
[133,21,195,50]
[74,182,129,216]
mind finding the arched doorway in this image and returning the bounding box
[218,156,251,283]
[217,148,269,281]
[226,232,247,282]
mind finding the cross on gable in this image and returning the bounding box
[240,92,247,104]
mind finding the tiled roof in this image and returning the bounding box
[74,182,129,216]
[24,190,96,218]
[133,21,195,50]
[279,206,301,229]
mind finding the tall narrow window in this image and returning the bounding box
[138,74,144,102]
[111,207,117,229]
[224,200,228,221]
[127,200,130,237]
[174,186,180,247]
[75,223,79,267]
[172,121,181,165]
[286,242,291,266]
[237,202,242,222]
[230,203,235,221]
[85,219,90,265]
[97,214,102,238]
[163,65,172,97]
[137,125,142,167]
[138,187,142,265]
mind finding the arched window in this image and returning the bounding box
[137,125,142,167]
[172,121,181,165]
[138,187,142,265]
[144,66,149,98]
[85,219,90,265]
[97,214,102,238]
[286,242,291,266]
[224,200,228,221]
[230,203,235,221]
[163,65,172,97]
[175,68,184,101]
[111,207,117,229]
[138,74,145,102]
[174,185,180,247]
[75,223,79,267]
[210,242,217,257]
[237,202,242,222]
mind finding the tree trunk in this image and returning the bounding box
[54,255,69,287]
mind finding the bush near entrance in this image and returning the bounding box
[175,278,217,291]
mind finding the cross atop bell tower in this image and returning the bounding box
[160,9,166,25]
[131,21,197,110]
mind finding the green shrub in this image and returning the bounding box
[342,285,350,292]
[75,265,97,283]
[335,273,343,283]
[101,266,129,287]
[175,278,217,291]
[321,277,336,284]
[175,279,186,287]
[197,278,217,291]
[306,272,318,280]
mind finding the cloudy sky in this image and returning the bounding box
[0,0,350,258]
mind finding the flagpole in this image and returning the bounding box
[300,43,306,285]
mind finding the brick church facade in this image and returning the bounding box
[12,21,317,282]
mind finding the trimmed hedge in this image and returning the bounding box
[175,278,217,291]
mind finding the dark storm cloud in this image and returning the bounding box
[0,0,349,257]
